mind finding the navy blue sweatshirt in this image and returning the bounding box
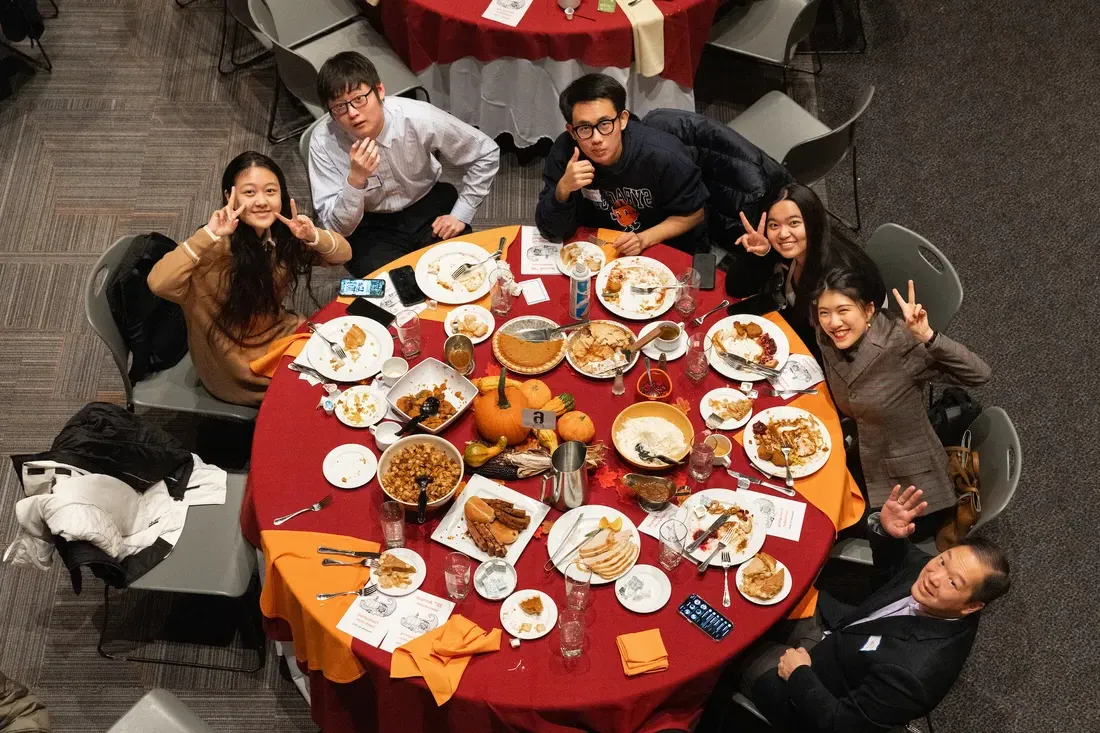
[535,116,709,253]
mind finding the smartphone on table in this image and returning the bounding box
[693,252,717,290]
[346,297,396,327]
[339,278,386,298]
[389,265,427,307]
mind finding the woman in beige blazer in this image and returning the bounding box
[148,152,351,406]
[813,268,991,539]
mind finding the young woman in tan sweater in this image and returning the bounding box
[148,152,351,406]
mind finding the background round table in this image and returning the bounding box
[365,0,719,145]
[242,226,859,733]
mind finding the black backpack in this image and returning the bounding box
[0,0,44,43]
[928,387,982,447]
[105,233,189,383]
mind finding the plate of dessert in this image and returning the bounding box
[700,388,754,430]
[736,552,792,605]
[557,240,607,276]
[500,590,557,640]
[546,507,640,585]
[376,548,425,597]
[444,304,495,344]
[305,315,394,382]
[492,316,567,375]
[430,475,549,565]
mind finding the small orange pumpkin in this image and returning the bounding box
[473,368,531,445]
[558,411,595,444]
[519,379,552,409]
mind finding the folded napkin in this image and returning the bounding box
[617,628,669,676]
[250,332,311,377]
[259,530,380,683]
[616,0,665,78]
[391,614,501,705]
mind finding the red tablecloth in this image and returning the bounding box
[243,232,840,733]
[373,0,719,89]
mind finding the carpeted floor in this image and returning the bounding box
[0,0,1093,732]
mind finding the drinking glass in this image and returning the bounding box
[394,310,421,358]
[380,501,405,549]
[674,268,700,317]
[444,334,475,376]
[490,266,515,316]
[688,440,715,484]
[559,609,585,659]
[658,519,688,571]
[684,333,710,384]
[444,552,473,601]
[564,566,591,611]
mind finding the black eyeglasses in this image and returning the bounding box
[329,89,375,118]
[572,116,621,140]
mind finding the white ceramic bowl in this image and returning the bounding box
[377,435,464,510]
[385,357,478,435]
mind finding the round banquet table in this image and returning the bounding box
[366,0,719,145]
[242,226,861,733]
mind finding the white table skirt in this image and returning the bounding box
[415,57,695,147]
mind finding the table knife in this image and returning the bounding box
[726,470,797,497]
[318,546,381,559]
[544,527,601,571]
[684,512,731,554]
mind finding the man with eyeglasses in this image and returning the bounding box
[535,74,708,256]
[308,52,500,277]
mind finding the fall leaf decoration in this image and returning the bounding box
[594,464,619,490]
[674,397,691,415]
[534,518,556,540]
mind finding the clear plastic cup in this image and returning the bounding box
[443,552,472,601]
[395,310,421,359]
[675,268,701,317]
[559,609,585,659]
[380,502,405,549]
[564,566,591,611]
[658,519,688,571]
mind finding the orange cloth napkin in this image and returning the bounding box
[390,614,501,705]
[259,530,380,683]
[616,629,669,676]
[250,332,310,377]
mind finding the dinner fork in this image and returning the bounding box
[629,284,680,295]
[321,557,379,568]
[316,582,378,602]
[452,236,506,280]
[690,300,731,328]
[698,526,737,573]
[306,321,347,360]
[721,551,732,607]
[781,446,795,488]
[273,494,333,526]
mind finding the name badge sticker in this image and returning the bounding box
[581,188,603,203]
[860,636,881,652]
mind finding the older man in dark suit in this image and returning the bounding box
[741,485,1011,732]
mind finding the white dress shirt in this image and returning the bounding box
[846,595,923,628]
[308,96,500,235]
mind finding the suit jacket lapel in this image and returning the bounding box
[841,613,977,642]
[836,566,921,629]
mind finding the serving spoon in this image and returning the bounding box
[398,397,440,436]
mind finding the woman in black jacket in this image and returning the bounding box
[726,183,884,362]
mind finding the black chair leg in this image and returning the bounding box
[0,37,52,73]
[43,0,59,19]
[217,0,271,76]
[266,75,312,145]
[817,0,867,55]
[175,0,201,7]
[826,144,862,232]
[98,582,265,673]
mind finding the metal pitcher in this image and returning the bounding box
[540,441,588,511]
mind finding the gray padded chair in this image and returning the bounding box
[108,689,216,733]
[729,86,875,231]
[84,236,258,422]
[217,0,273,75]
[866,223,964,333]
[264,0,362,48]
[99,472,265,672]
[248,0,427,144]
[707,0,823,77]
[832,407,1021,563]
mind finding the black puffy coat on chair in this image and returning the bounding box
[643,109,792,296]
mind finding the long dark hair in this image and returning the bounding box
[211,152,315,347]
[768,183,885,318]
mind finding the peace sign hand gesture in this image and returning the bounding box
[274,198,319,244]
[892,279,934,343]
[207,186,247,238]
[736,211,771,256]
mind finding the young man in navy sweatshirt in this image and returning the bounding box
[535,74,709,255]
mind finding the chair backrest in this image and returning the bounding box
[299,114,329,165]
[865,222,964,331]
[969,407,1021,530]
[785,0,822,63]
[107,688,217,733]
[248,0,325,107]
[226,0,261,34]
[85,236,139,406]
[262,0,360,48]
[783,85,875,186]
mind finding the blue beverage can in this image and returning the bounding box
[569,262,591,320]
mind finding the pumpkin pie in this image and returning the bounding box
[519,596,543,615]
[493,330,564,375]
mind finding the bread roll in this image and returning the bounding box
[464,496,495,524]
[489,521,519,545]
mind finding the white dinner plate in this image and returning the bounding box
[614,564,672,614]
[334,386,387,429]
[322,443,377,489]
[443,304,496,345]
[638,320,688,361]
[674,488,766,567]
[474,559,518,601]
[545,505,641,585]
[430,475,550,565]
[557,241,607,276]
[305,316,394,382]
[700,388,755,431]
[563,320,640,379]
[704,314,790,382]
[595,256,677,320]
[376,548,425,597]
[414,241,495,305]
[735,557,793,606]
[743,406,832,479]
[500,590,557,640]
